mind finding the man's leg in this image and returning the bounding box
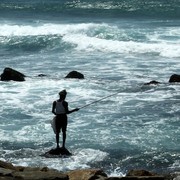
[56,133,60,148]
[62,131,66,148]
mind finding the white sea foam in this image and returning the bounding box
[63,33,180,58]
[0,18,179,174]
[0,22,179,58]
[3,148,108,171]
[0,23,101,36]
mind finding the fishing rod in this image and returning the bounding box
[79,91,121,109]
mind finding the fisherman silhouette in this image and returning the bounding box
[52,90,79,149]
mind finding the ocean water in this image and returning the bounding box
[0,0,180,176]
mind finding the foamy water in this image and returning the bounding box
[0,1,180,175]
[0,22,180,58]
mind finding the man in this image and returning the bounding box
[52,90,79,149]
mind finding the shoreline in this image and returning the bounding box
[0,160,179,180]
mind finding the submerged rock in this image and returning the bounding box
[0,67,25,81]
[144,80,160,85]
[65,71,84,79]
[37,74,47,77]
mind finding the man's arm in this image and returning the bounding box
[52,101,56,115]
[63,101,79,114]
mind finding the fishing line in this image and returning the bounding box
[79,91,121,109]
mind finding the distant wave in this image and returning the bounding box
[0,0,179,19]
[0,22,179,57]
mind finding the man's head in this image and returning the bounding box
[59,89,67,99]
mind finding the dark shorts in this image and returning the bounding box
[55,114,67,133]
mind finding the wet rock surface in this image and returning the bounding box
[0,160,179,180]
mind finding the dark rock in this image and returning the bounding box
[169,74,180,83]
[107,177,165,179]
[13,171,68,180]
[37,74,47,77]
[125,170,166,180]
[0,160,175,180]
[0,67,25,81]
[0,160,16,171]
[144,80,160,85]
[0,160,68,180]
[126,169,157,176]
[0,167,14,177]
[0,177,14,180]
[65,71,84,79]
[48,147,72,155]
[106,178,122,180]
[42,147,72,158]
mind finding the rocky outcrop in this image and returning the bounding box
[67,169,107,180]
[65,71,84,79]
[13,170,68,180]
[0,160,178,180]
[1,67,178,85]
[0,160,68,180]
[0,67,25,81]
[42,147,72,158]
[169,74,180,83]
[106,169,173,180]
[144,74,180,85]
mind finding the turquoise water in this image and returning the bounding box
[0,0,179,176]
